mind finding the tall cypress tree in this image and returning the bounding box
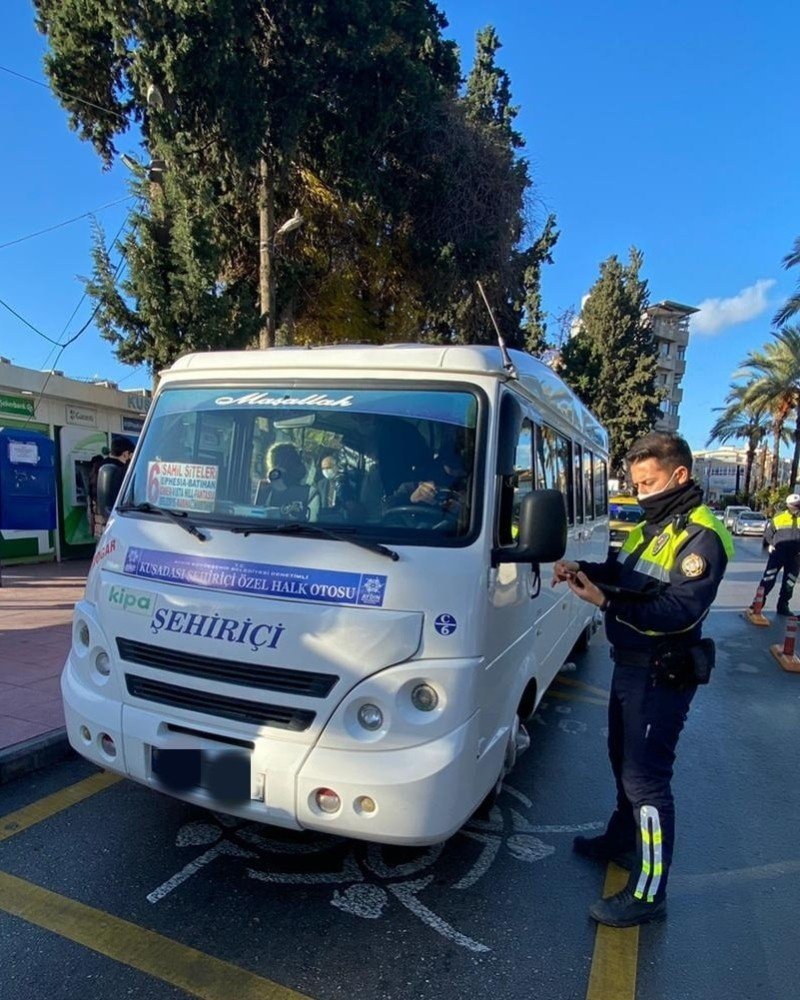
[560,248,662,474]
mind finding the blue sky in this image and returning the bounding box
[1,0,799,450]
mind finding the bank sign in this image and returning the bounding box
[123,547,387,607]
[0,393,35,419]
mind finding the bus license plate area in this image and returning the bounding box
[150,747,253,803]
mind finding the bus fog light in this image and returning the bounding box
[99,733,117,758]
[357,703,383,731]
[95,651,111,677]
[355,795,376,815]
[411,683,439,712]
[79,725,91,743]
[76,620,90,648]
[315,788,341,813]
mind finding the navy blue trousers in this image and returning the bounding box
[759,547,800,607]
[603,661,696,901]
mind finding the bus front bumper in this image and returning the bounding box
[61,662,491,846]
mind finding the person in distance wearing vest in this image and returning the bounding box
[552,432,733,928]
[752,493,800,615]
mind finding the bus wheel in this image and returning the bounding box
[473,715,524,819]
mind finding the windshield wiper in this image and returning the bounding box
[231,521,399,561]
[117,502,208,542]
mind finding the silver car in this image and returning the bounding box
[732,511,767,536]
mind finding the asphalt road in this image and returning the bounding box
[1,536,797,1000]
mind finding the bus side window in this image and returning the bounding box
[535,424,573,525]
[595,458,608,514]
[574,443,584,523]
[498,418,532,545]
[583,449,594,520]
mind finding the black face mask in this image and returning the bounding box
[638,480,703,525]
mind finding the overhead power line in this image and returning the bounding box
[0,195,133,251]
[0,63,127,122]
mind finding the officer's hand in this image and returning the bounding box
[769,545,775,553]
[552,560,580,586]
[567,571,606,608]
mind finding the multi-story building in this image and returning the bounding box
[647,300,698,432]
[693,445,792,502]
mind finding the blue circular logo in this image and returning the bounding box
[434,613,457,636]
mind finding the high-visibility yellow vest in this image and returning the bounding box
[770,510,800,533]
[615,506,733,637]
[620,505,734,586]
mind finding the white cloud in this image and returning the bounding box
[692,279,776,335]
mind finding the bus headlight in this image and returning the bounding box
[411,683,439,712]
[357,704,384,731]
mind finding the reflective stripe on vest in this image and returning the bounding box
[616,505,734,636]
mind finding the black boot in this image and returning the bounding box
[589,887,667,927]
[573,833,636,869]
[776,602,793,615]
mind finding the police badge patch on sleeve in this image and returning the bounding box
[680,553,707,578]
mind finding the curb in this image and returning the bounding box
[0,729,75,786]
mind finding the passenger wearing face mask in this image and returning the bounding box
[552,432,733,929]
[315,453,340,509]
[254,443,320,521]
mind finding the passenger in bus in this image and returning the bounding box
[254,443,320,521]
[315,452,340,510]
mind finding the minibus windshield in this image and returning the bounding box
[121,385,480,544]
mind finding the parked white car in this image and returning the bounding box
[732,511,767,536]
[724,505,752,529]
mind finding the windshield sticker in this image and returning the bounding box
[149,608,285,651]
[123,547,387,608]
[147,462,218,512]
[215,392,354,409]
[152,386,476,427]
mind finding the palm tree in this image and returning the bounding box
[740,326,800,487]
[706,386,771,501]
[774,237,800,327]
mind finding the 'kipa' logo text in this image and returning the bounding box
[108,585,153,615]
[150,608,285,652]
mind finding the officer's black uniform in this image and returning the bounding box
[757,506,800,613]
[574,481,731,925]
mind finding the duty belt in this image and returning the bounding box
[611,648,654,668]
[611,645,694,669]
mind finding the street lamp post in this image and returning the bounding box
[258,155,303,350]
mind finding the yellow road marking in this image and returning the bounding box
[548,689,608,708]
[556,676,610,699]
[585,863,639,1000]
[0,770,121,842]
[0,871,309,1000]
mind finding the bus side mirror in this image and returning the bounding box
[493,489,567,565]
[97,463,126,518]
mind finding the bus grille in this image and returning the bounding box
[117,638,337,698]
[125,674,316,731]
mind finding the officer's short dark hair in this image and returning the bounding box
[110,436,135,458]
[625,432,693,473]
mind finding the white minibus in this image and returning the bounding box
[64,345,609,845]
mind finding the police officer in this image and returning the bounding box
[553,432,733,927]
[753,493,800,614]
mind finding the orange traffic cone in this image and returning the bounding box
[771,616,800,673]
[744,585,770,626]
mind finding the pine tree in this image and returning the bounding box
[560,249,662,474]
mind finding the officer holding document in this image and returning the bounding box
[552,432,733,928]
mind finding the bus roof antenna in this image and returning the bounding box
[476,281,518,379]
